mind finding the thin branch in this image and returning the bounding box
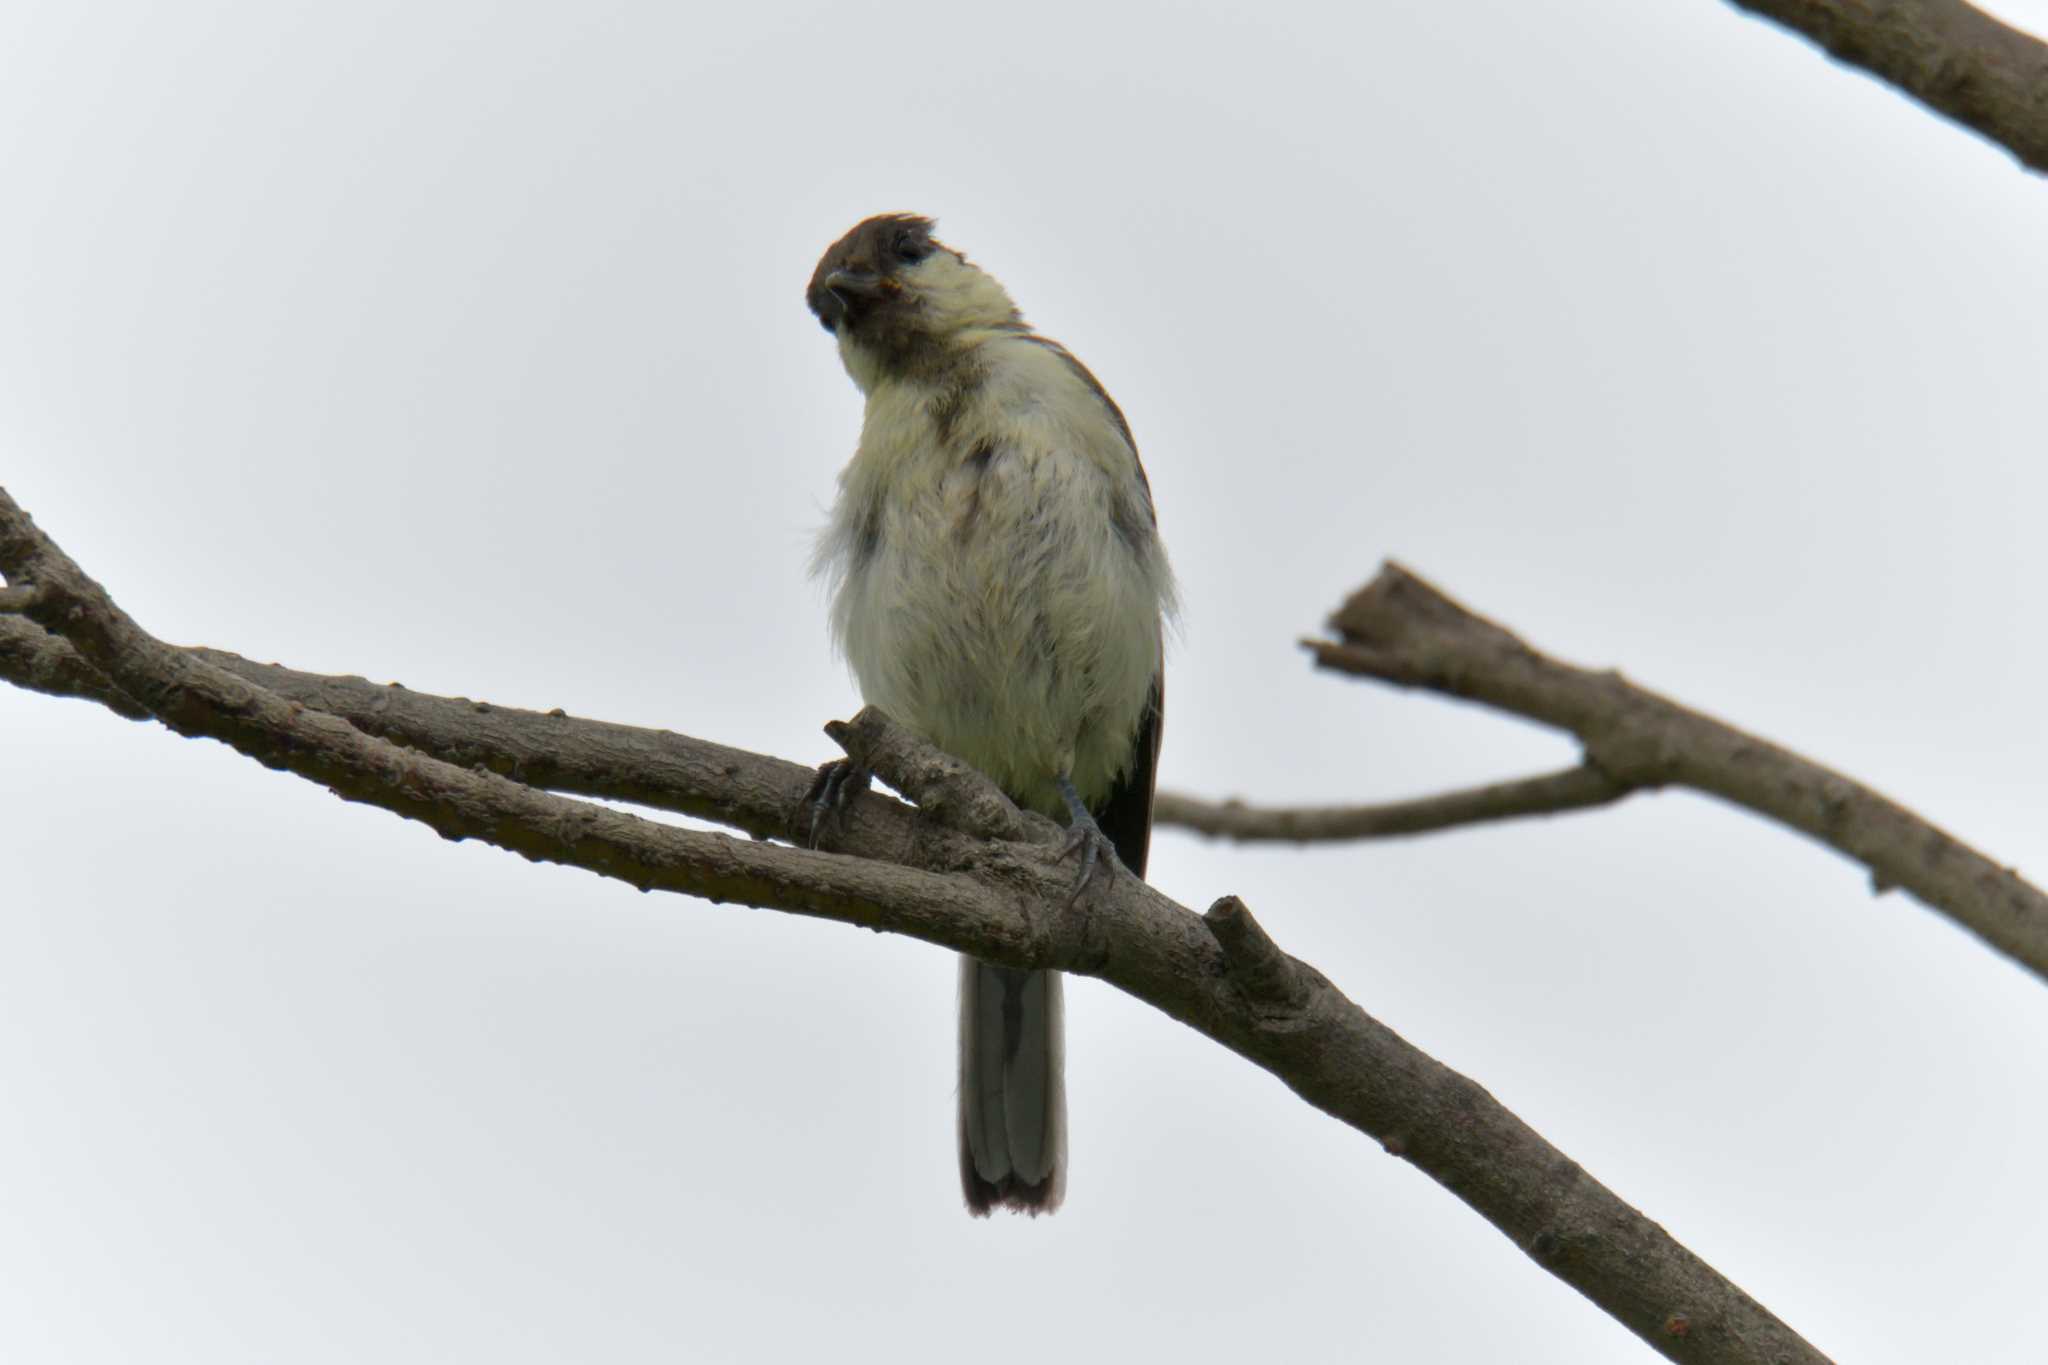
[1312,562,2048,984]
[0,487,1827,1363]
[1727,0,2048,173]
[1156,763,1630,843]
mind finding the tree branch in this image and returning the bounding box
[1156,763,1630,843]
[0,610,151,720]
[1312,562,2048,984]
[0,487,1828,1361]
[0,612,844,840]
[1727,0,2048,173]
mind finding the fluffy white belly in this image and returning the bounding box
[832,444,1162,816]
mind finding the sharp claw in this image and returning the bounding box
[801,759,871,848]
[1058,822,1114,907]
[1055,774,1118,906]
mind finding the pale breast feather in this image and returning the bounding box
[1018,334,1156,518]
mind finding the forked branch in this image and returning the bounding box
[1302,563,2048,983]
[0,486,1825,1363]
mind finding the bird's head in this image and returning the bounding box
[806,214,1022,388]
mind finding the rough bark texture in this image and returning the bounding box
[1729,0,2048,173]
[1314,563,2048,983]
[0,487,1830,1362]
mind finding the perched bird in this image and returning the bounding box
[806,214,1175,1216]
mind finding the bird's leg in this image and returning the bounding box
[1055,774,1118,906]
[800,759,872,848]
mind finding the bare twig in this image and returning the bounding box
[1727,0,2048,174]
[0,487,1827,1363]
[1312,562,2048,983]
[1157,763,1629,843]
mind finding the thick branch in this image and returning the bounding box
[0,489,1827,1363]
[0,611,151,719]
[1728,0,2048,173]
[1157,764,1629,843]
[1314,563,2048,984]
[0,612,855,842]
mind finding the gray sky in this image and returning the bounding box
[4,1,2046,1360]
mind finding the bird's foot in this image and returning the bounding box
[799,759,872,847]
[1055,774,1119,907]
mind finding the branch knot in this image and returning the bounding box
[1204,895,1311,1019]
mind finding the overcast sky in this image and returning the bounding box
[4,2,2046,1361]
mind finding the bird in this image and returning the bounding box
[805,213,1175,1215]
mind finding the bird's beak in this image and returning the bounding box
[825,268,885,299]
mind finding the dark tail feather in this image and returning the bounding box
[955,674,1157,1216]
[958,957,1065,1216]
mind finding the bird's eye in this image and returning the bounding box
[892,230,928,264]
